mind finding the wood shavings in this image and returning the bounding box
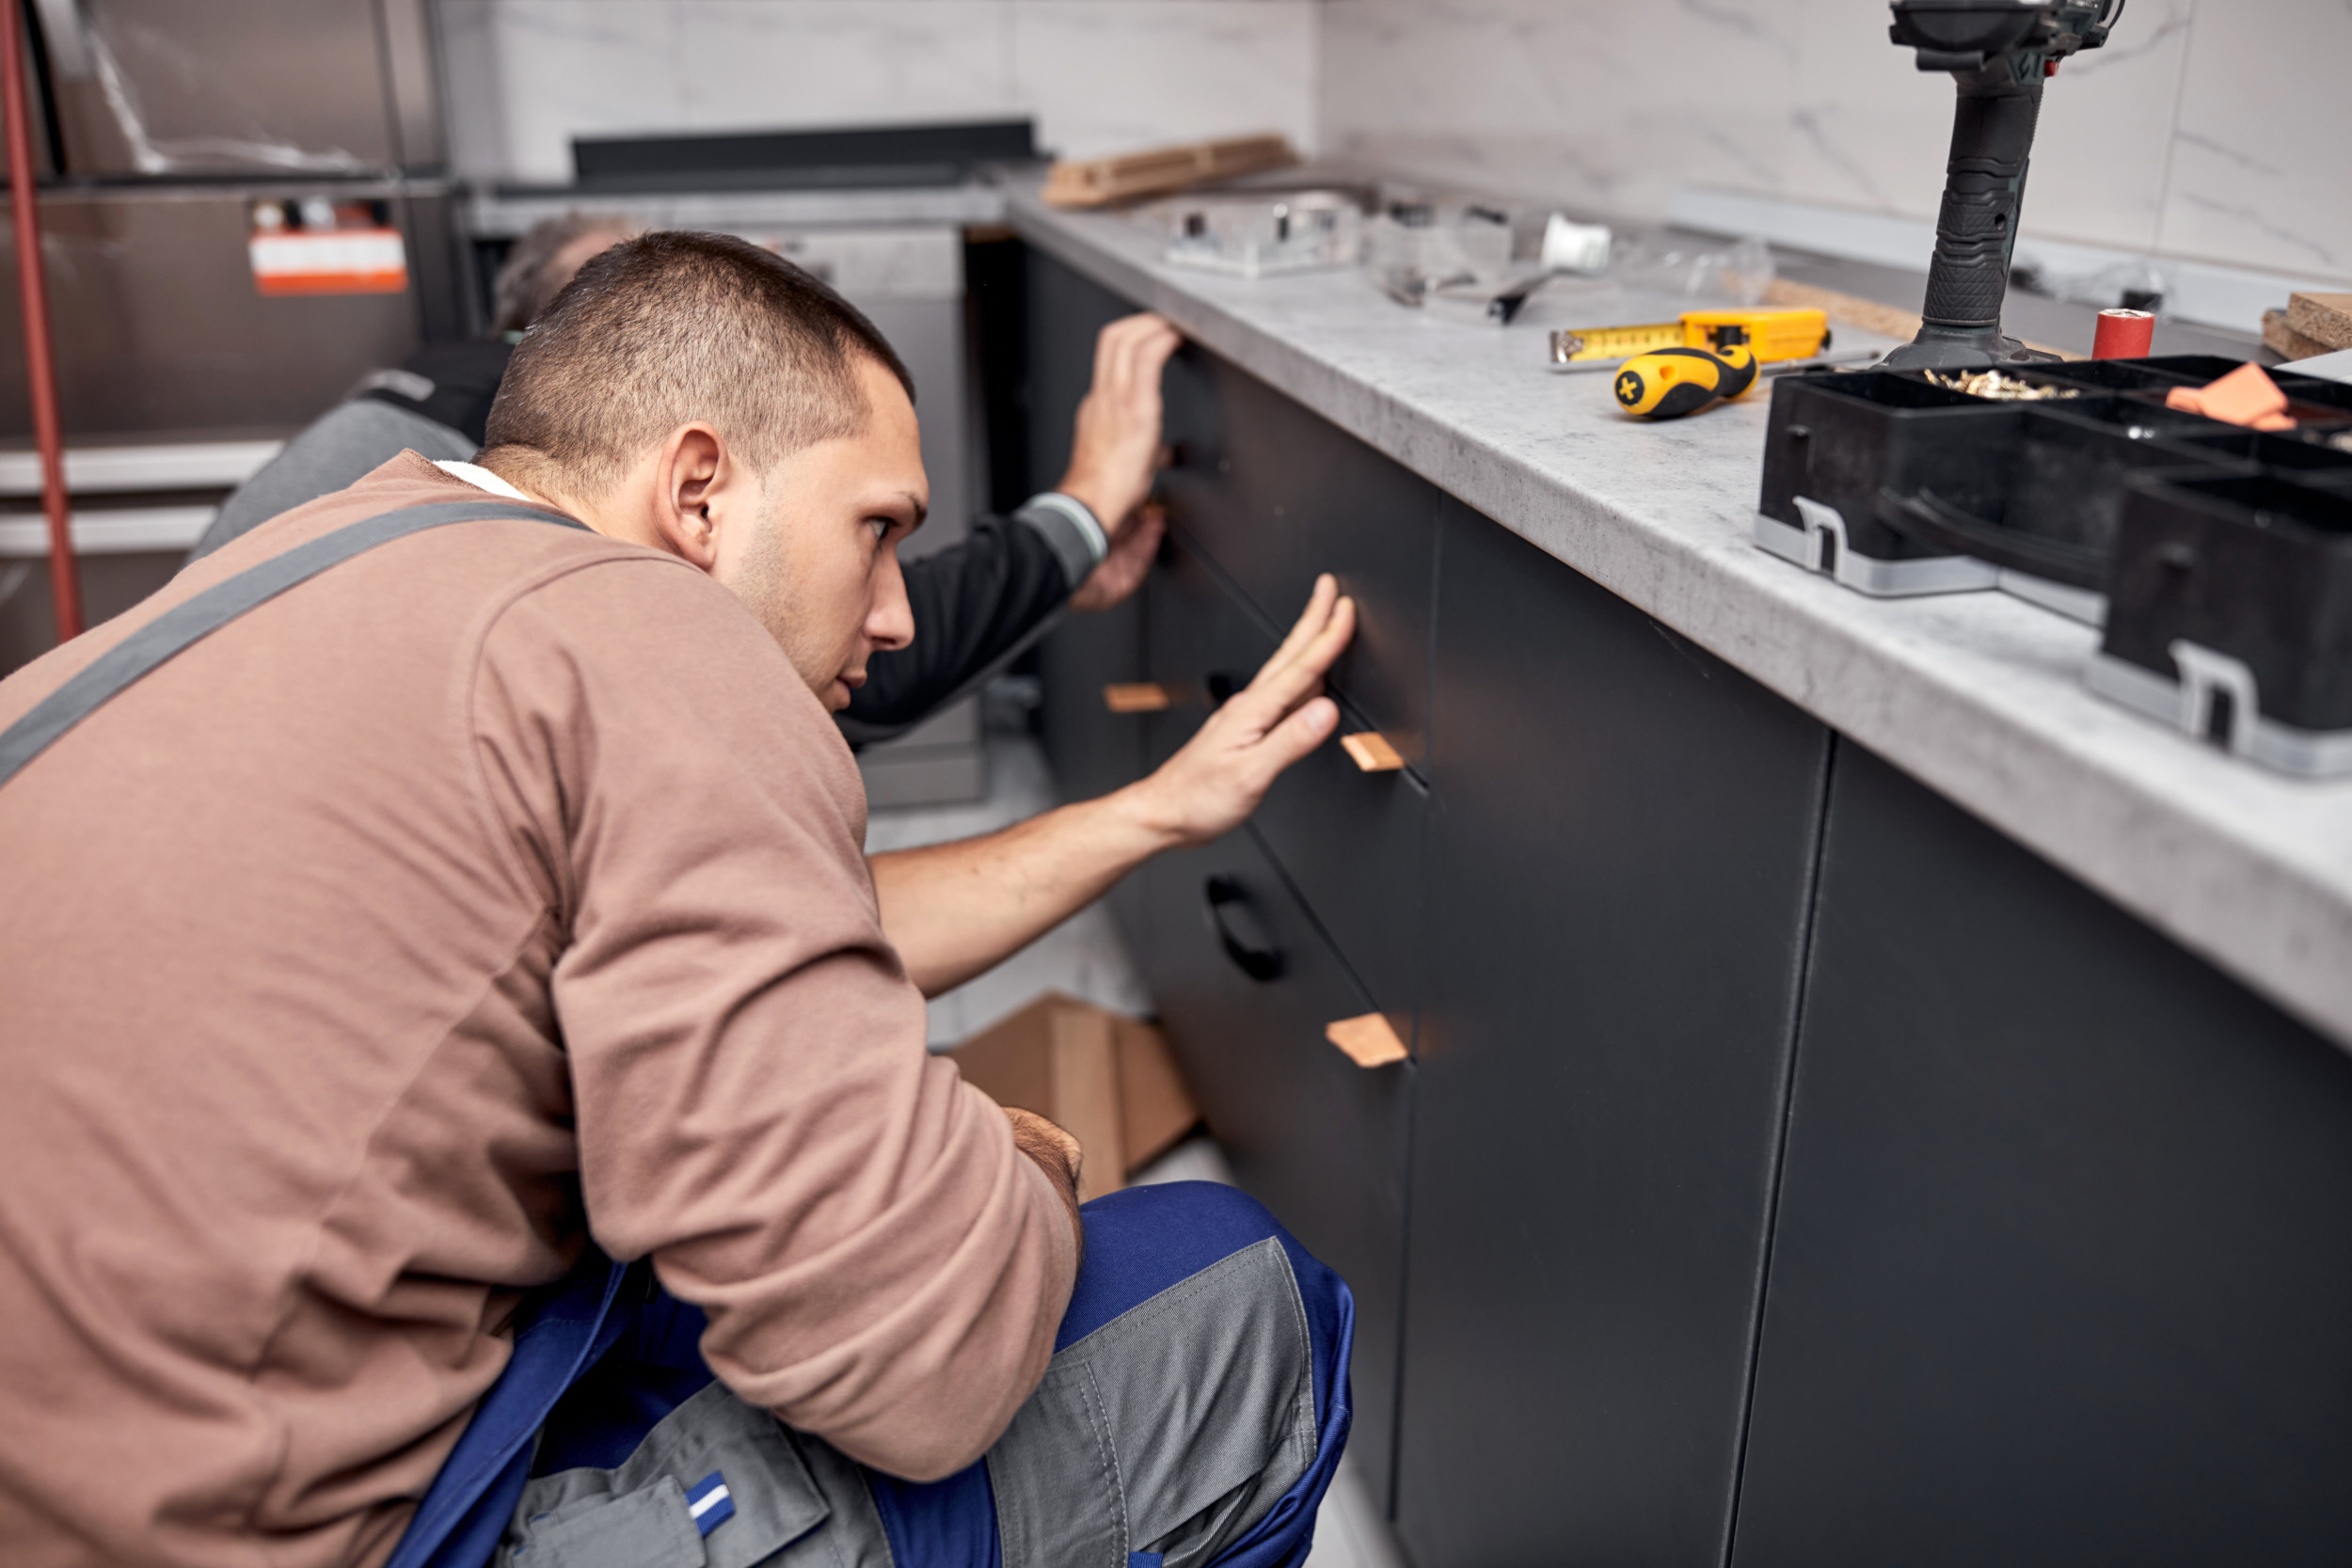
[1927,370,2085,401]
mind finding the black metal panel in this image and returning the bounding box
[1398,499,1831,1568]
[1142,531,1428,1022]
[1731,743,2352,1568]
[1025,251,1150,938]
[1159,348,1438,769]
[1137,825,1412,1511]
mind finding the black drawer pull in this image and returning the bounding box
[1205,671,1240,704]
[1204,875,1282,982]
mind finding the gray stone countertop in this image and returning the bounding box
[1009,187,2352,1052]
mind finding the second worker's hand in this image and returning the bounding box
[1069,502,1167,613]
[1058,313,1183,536]
[1120,574,1356,849]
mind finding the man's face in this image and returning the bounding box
[720,356,925,711]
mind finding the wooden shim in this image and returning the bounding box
[1761,277,2077,360]
[1326,1012,1409,1069]
[1041,134,1298,210]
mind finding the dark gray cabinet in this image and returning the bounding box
[1019,240,2352,1568]
[1135,822,1414,1509]
[1729,742,2352,1567]
[1143,528,1429,1023]
[1159,347,1440,770]
[1394,499,1833,1568]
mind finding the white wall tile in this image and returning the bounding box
[1009,0,1320,161]
[438,0,1319,184]
[2158,0,2352,283]
[1321,0,2341,286]
[675,2,1017,136]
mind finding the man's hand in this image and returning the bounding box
[1122,574,1355,848]
[869,577,1354,996]
[1004,1106,1085,1265]
[1069,502,1166,612]
[1058,314,1182,536]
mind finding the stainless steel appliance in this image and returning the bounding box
[0,0,459,669]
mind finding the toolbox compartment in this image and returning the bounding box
[1756,370,2011,594]
[1759,358,2352,615]
[1867,407,2255,605]
[2088,472,2352,774]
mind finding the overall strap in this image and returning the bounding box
[0,499,582,789]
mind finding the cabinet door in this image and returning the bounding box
[1138,822,1413,1509]
[1398,501,1831,1568]
[1731,743,2352,1568]
[1143,531,1426,1022]
[1159,348,1438,772]
[1025,250,1150,936]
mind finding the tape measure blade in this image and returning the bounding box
[1559,321,1681,361]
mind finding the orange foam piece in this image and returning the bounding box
[2165,362,2291,427]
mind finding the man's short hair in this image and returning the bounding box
[480,231,915,500]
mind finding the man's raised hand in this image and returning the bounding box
[1057,314,1182,538]
[1126,575,1357,848]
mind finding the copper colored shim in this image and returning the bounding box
[1326,1013,1409,1068]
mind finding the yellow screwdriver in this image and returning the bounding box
[1613,341,1758,420]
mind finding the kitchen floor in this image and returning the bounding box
[865,725,1407,1568]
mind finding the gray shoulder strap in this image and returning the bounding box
[0,499,584,789]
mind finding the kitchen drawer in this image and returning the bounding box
[1137,821,1411,1512]
[1160,347,1438,769]
[1140,529,1427,1021]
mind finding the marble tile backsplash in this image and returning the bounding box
[437,0,1321,185]
[1319,0,2348,287]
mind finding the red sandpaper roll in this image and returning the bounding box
[2093,308,2155,359]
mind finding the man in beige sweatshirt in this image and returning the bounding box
[0,232,1357,1568]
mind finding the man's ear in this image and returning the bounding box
[649,423,729,571]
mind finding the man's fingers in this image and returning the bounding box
[1263,574,1341,671]
[1100,314,1179,405]
[1254,587,1355,705]
[1253,695,1341,776]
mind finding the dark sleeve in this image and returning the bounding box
[837,505,1092,743]
[188,402,478,561]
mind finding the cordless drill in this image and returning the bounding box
[1881,0,2124,371]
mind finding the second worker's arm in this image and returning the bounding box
[871,576,1355,996]
[837,313,1181,741]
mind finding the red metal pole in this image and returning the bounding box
[0,0,79,642]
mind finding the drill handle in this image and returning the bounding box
[1918,66,2043,337]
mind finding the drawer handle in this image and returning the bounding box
[1341,732,1406,772]
[1104,682,1172,714]
[1327,1012,1409,1068]
[1203,875,1282,982]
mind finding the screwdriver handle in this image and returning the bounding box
[1613,344,1756,420]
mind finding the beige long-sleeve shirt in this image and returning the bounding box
[0,453,1075,1568]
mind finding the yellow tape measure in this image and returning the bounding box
[1550,308,1829,367]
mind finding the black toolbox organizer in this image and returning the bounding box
[1756,356,2352,618]
[2088,472,2352,775]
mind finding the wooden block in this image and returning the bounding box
[1041,134,1298,210]
[948,993,1204,1191]
[1104,682,1171,714]
[1113,1015,1200,1172]
[1326,1012,1409,1069]
[2287,293,2352,353]
[2265,309,2334,362]
[1047,1004,1125,1202]
[1340,731,1406,772]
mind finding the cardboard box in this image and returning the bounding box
[947,993,1200,1201]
